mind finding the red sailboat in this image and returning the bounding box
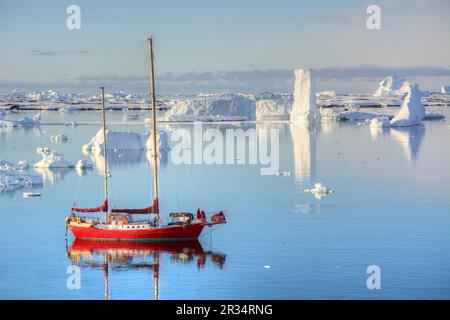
[66,37,226,241]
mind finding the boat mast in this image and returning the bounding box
[148,37,159,209]
[100,87,109,222]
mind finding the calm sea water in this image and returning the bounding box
[1,108,449,299]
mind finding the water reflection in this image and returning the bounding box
[33,167,71,184]
[289,122,319,182]
[390,125,425,162]
[66,239,226,300]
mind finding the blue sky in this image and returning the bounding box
[0,0,449,94]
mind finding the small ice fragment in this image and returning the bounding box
[304,182,334,200]
[50,134,68,142]
[17,160,29,170]
[75,160,93,169]
[263,265,271,269]
[123,114,140,121]
[276,171,292,176]
[370,116,391,128]
[23,192,41,198]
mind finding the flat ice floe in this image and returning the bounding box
[82,129,169,156]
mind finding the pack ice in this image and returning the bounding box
[0,160,43,188]
[0,113,41,127]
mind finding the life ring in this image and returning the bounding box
[76,217,81,224]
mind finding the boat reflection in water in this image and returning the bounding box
[66,239,226,300]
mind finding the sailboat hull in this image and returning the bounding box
[69,223,206,242]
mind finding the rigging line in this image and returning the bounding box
[109,40,147,79]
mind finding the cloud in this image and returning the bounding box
[27,49,92,56]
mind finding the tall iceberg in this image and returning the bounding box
[290,69,321,122]
[390,83,425,127]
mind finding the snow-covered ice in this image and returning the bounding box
[290,69,321,122]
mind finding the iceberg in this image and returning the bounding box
[83,129,169,156]
[256,96,291,120]
[373,76,409,96]
[33,147,73,168]
[390,83,425,127]
[165,96,256,121]
[441,86,450,94]
[290,69,321,122]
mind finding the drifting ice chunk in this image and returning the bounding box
[0,109,5,120]
[0,113,41,127]
[0,159,43,188]
[390,83,425,127]
[423,112,445,120]
[17,160,29,170]
[339,111,381,122]
[23,192,41,198]
[290,69,321,122]
[83,129,169,155]
[75,160,93,169]
[304,182,334,200]
[50,134,68,142]
[123,114,140,121]
[370,116,391,128]
[34,147,73,168]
